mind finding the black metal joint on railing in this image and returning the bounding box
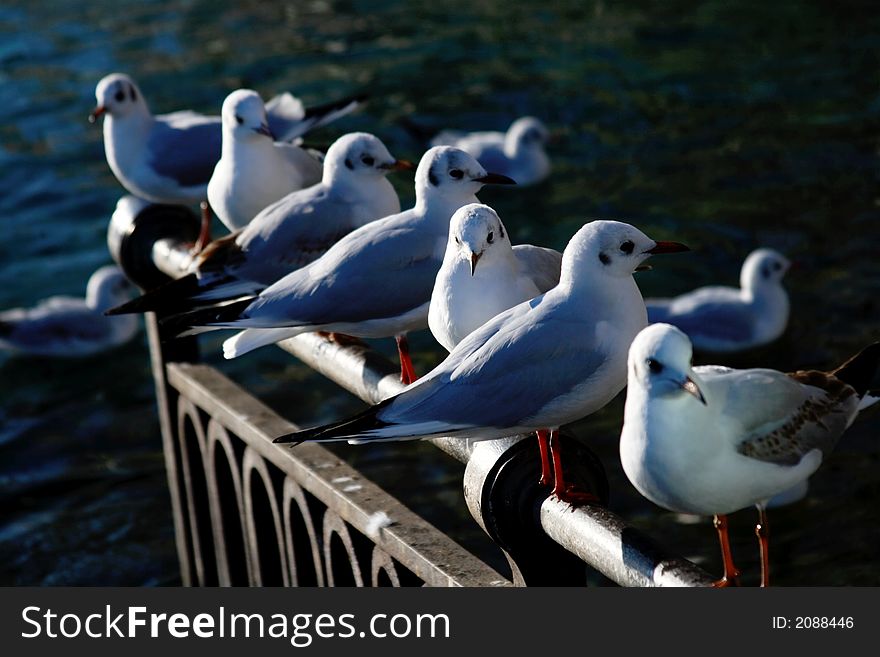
[107,195,201,291]
[464,433,609,586]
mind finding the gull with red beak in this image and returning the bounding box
[428,203,561,352]
[158,147,516,384]
[620,323,880,586]
[271,220,690,505]
[106,133,410,318]
[89,72,365,249]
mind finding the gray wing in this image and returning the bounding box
[379,295,608,429]
[148,114,222,187]
[513,244,562,293]
[700,366,859,466]
[0,304,112,349]
[657,301,755,342]
[242,216,442,325]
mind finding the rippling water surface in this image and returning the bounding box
[1,0,878,585]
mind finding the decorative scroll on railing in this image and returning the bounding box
[112,196,716,587]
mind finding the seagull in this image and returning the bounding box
[0,266,139,358]
[89,72,365,248]
[430,116,551,187]
[271,220,689,504]
[160,146,517,384]
[619,323,880,586]
[428,203,561,352]
[207,89,324,232]
[106,133,408,317]
[646,248,791,352]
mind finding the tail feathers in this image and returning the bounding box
[223,327,301,359]
[159,297,255,338]
[274,398,395,444]
[833,342,880,397]
[105,273,207,316]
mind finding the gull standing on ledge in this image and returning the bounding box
[90,72,365,248]
[620,323,880,586]
[431,116,551,187]
[272,221,689,504]
[0,266,138,358]
[207,89,324,232]
[646,248,791,352]
[428,203,561,352]
[161,146,516,383]
[106,133,408,317]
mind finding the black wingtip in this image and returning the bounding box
[105,273,203,316]
[158,296,254,338]
[833,342,880,397]
[302,92,369,120]
[274,398,396,444]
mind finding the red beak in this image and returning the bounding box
[645,241,690,254]
[381,159,417,171]
[88,106,106,124]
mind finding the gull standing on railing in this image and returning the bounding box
[428,203,561,352]
[160,147,516,384]
[207,89,324,232]
[619,323,879,586]
[89,72,365,249]
[272,220,689,505]
[107,133,409,317]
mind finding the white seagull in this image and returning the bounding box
[619,323,879,586]
[428,203,561,352]
[107,133,408,317]
[646,248,791,352]
[161,146,517,383]
[0,266,139,358]
[207,89,324,232]
[272,221,689,504]
[90,72,364,247]
[431,116,551,187]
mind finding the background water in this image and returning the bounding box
[1,0,878,585]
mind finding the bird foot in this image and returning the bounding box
[551,484,601,509]
[321,332,366,347]
[711,574,741,588]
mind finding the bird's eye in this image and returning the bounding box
[646,358,664,374]
[361,155,375,166]
[772,261,782,271]
[114,89,125,102]
[235,115,244,125]
[449,169,464,179]
[620,240,635,254]
[487,232,494,244]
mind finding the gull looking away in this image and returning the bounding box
[0,266,138,358]
[161,146,516,384]
[272,221,689,504]
[620,323,879,586]
[646,248,791,352]
[108,133,408,317]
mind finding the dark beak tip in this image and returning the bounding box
[476,172,517,185]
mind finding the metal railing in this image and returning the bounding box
[109,195,715,587]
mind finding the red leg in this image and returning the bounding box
[536,429,552,486]
[549,429,599,506]
[712,514,741,587]
[756,506,770,588]
[395,334,417,385]
[192,201,212,253]
[323,332,366,347]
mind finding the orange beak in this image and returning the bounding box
[88,106,106,124]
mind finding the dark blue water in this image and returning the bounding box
[1,0,878,585]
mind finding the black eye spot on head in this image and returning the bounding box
[499,223,505,239]
[620,240,635,254]
[487,231,494,244]
[449,169,464,179]
[344,158,354,170]
[361,155,374,166]
[772,261,782,271]
[129,84,137,101]
[646,358,664,374]
[428,169,439,186]
[235,115,244,125]
[599,252,611,265]
[454,236,461,245]
[114,89,125,102]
